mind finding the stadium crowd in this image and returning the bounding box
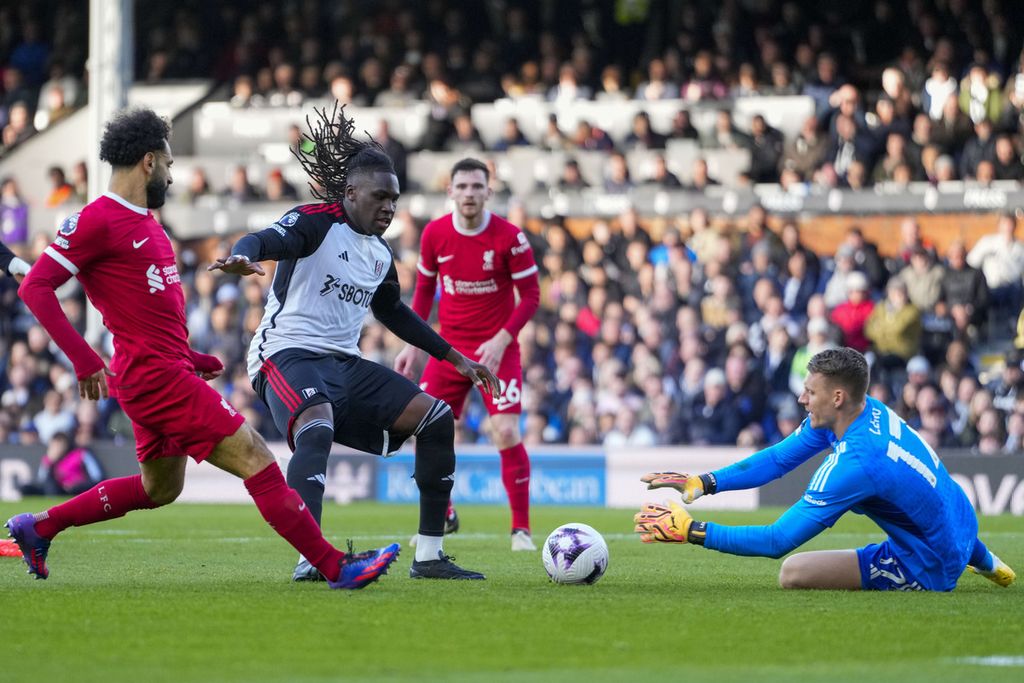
[2,1,1024,454]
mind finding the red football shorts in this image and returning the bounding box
[419,342,523,419]
[120,367,246,463]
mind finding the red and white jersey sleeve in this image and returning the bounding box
[416,211,538,345]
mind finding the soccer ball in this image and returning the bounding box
[541,523,609,585]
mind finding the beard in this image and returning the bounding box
[146,176,169,209]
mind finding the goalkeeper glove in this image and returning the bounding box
[639,472,716,503]
[9,257,30,277]
[633,502,707,545]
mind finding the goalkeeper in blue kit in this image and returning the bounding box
[635,347,1016,591]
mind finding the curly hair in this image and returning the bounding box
[807,347,870,402]
[98,108,171,168]
[292,103,395,202]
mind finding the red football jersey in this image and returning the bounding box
[42,193,189,394]
[416,211,537,343]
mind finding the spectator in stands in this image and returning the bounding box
[804,52,843,115]
[32,389,75,445]
[444,112,485,154]
[33,84,73,131]
[603,151,633,194]
[922,62,958,121]
[264,168,298,202]
[866,278,922,383]
[538,113,571,151]
[830,271,874,352]
[596,64,629,102]
[959,63,1002,124]
[747,114,784,183]
[825,113,873,181]
[768,62,798,96]
[624,111,667,150]
[780,250,816,320]
[1,102,35,152]
[967,212,1024,333]
[373,64,417,108]
[789,316,836,396]
[547,63,591,102]
[556,159,589,191]
[682,50,727,102]
[685,158,719,192]
[732,63,763,98]
[872,132,912,184]
[960,119,997,180]
[679,367,741,445]
[491,117,530,152]
[44,166,73,207]
[991,135,1024,181]
[896,246,945,312]
[0,177,29,245]
[706,109,750,150]
[783,116,826,179]
[933,94,973,156]
[222,165,261,203]
[644,154,681,188]
[180,167,213,205]
[374,120,408,191]
[668,109,699,141]
[989,348,1024,413]
[18,431,104,497]
[635,58,677,101]
[939,240,989,339]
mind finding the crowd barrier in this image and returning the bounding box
[2,443,1021,515]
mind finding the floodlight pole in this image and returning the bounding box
[85,0,133,345]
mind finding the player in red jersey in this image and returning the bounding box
[394,157,540,551]
[6,108,399,589]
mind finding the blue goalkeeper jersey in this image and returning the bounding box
[705,396,978,590]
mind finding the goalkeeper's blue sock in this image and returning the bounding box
[968,537,995,572]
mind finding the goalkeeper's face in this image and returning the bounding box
[799,372,837,430]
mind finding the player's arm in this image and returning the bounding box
[393,259,439,377]
[372,263,499,395]
[475,232,540,371]
[0,241,31,281]
[208,210,327,275]
[641,417,831,500]
[18,254,109,399]
[637,451,872,558]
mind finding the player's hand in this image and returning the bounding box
[207,255,265,276]
[393,345,426,379]
[9,256,30,283]
[633,502,693,544]
[474,329,512,374]
[79,366,115,401]
[640,472,705,503]
[192,352,224,381]
[447,349,499,395]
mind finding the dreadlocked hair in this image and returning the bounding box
[291,102,395,202]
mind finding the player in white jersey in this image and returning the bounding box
[211,106,499,582]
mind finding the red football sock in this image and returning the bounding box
[244,463,344,582]
[35,475,158,539]
[499,443,531,532]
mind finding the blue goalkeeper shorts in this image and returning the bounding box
[856,541,925,591]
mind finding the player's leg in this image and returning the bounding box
[418,355,474,536]
[206,421,398,589]
[482,348,534,550]
[332,358,482,579]
[4,422,173,580]
[968,536,1016,587]
[778,549,863,590]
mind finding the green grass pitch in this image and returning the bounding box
[1,501,1021,683]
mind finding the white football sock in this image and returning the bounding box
[414,534,443,562]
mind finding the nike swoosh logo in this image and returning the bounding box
[133,238,149,248]
[437,254,455,263]
[515,477,530,484]
[299,503,306,511]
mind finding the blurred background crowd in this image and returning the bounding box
[2,0,1024,455]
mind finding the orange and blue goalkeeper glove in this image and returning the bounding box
[639,472,716,504]
[633,502,707,544]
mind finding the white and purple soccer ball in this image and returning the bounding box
[542,523,609,585]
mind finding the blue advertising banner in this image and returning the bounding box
[376,448,605,506]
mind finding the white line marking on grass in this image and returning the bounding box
[953,656,1024,667]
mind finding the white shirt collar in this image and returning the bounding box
[103,191,149,216]
[452,210,491,236]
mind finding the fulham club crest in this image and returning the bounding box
[374,260,384,277]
